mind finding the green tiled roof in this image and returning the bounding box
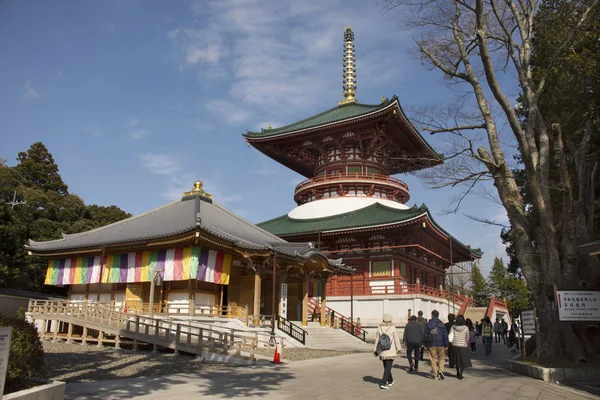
[258,202,426,236]
[244,99,391,138]
[258,202,482,258]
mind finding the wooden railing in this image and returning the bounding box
[327,282,469,303]
[294,172,409,193]
[276,315,307,345]
[27,300,262,359]
[62,299,249,326]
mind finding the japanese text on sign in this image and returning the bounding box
[556,291,600,322]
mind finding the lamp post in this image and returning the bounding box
[270,253,277,344]
[148,271,163,316]
[350,268,355,325]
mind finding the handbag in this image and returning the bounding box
[448,326,455,343]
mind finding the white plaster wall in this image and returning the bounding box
[327,295,463,327]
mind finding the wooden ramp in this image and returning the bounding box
[28,300,264,364]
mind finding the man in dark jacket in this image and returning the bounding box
[417,310,427,361]
[445,313,456,368]
[403,316,424,371]
[423,310,449,380]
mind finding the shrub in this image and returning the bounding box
[0,314,46,395]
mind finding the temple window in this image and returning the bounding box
[372,260,392,277]
[348,165,361,173]
[400,262,407,278]
[367,167,379,174]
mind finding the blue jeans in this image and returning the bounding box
[483,336,492,355]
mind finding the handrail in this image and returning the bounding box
[27,300,259,359]
[61,299,249,326]
[327,282,472,305]
[339,319,367,342]
[276,315,307,345]
[307,298,368,342]
[294,172,409,192]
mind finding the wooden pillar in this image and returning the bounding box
[97,331,103,347]
[253,269,261,324]
[82,327,88,345]
[53,320,59,341]
[320,279,327,327]
[66,323,73,344]
[302,274,309,326]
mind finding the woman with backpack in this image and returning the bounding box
[449,315,472,379]
[373,313,401,390]
[481,316,494,355]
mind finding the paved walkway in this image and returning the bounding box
[65,342,599,399]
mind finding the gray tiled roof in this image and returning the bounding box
[27,195,347,272]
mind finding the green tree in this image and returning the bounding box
[0,142,130,292]
[488,257,508,299]
[15,142,68,195]
[384,0,599,361]
[471,263,489,304]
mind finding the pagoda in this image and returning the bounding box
[244,27,481,326]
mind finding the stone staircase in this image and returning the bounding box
[302,322,372,351]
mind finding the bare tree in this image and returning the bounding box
[384,0,599,361]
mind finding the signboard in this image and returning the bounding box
[556,290,600,322]
[280,283,288,319]
[0,327,12,400]
[521,310,536,335]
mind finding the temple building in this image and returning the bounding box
[245,27,482,326]
[27,181,349,328]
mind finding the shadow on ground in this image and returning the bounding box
[66,365,296,399]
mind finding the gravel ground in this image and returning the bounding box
[43,341,355,382]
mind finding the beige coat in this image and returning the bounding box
[373,323,402,360]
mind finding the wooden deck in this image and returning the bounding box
[27,300,281,363]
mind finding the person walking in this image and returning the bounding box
[501,318,508,345]
[466,318,476,355]
[403,315,424,371]
[373,313,402,390]
[482,316,494,355]
[475,321,481,338]
[449,315,472,379]
[423,310,449,380]
[417,310,427,361]
[445,313,456,368]
[493,318,502,343]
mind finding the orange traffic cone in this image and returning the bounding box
[271,342,282,364]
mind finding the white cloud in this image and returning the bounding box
[139,153,181,175]
[186,44,220,64]
[126,118,140,128]
[85,124,101,137]
[167,0,407,123]
[205,99,253,125]
[481,238,508,275]
[130,129,149,139]
[21,80,42,100]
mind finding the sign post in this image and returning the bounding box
[280,283,288,320]
[0,327,12,400]
[520,310,536,360]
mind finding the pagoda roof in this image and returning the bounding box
[245,100,388,138]
[258,202,482,260]
[27,189,347,272]
[243,96,443,177]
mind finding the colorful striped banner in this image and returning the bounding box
[44,246,232,286]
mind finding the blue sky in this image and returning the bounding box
[0,0,509,274]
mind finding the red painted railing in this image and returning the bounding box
[327,282,472,306]
[294,172,409,193]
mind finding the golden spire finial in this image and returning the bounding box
[182,180,213,201]
[339,26,357,105]
[267,124,272,129]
